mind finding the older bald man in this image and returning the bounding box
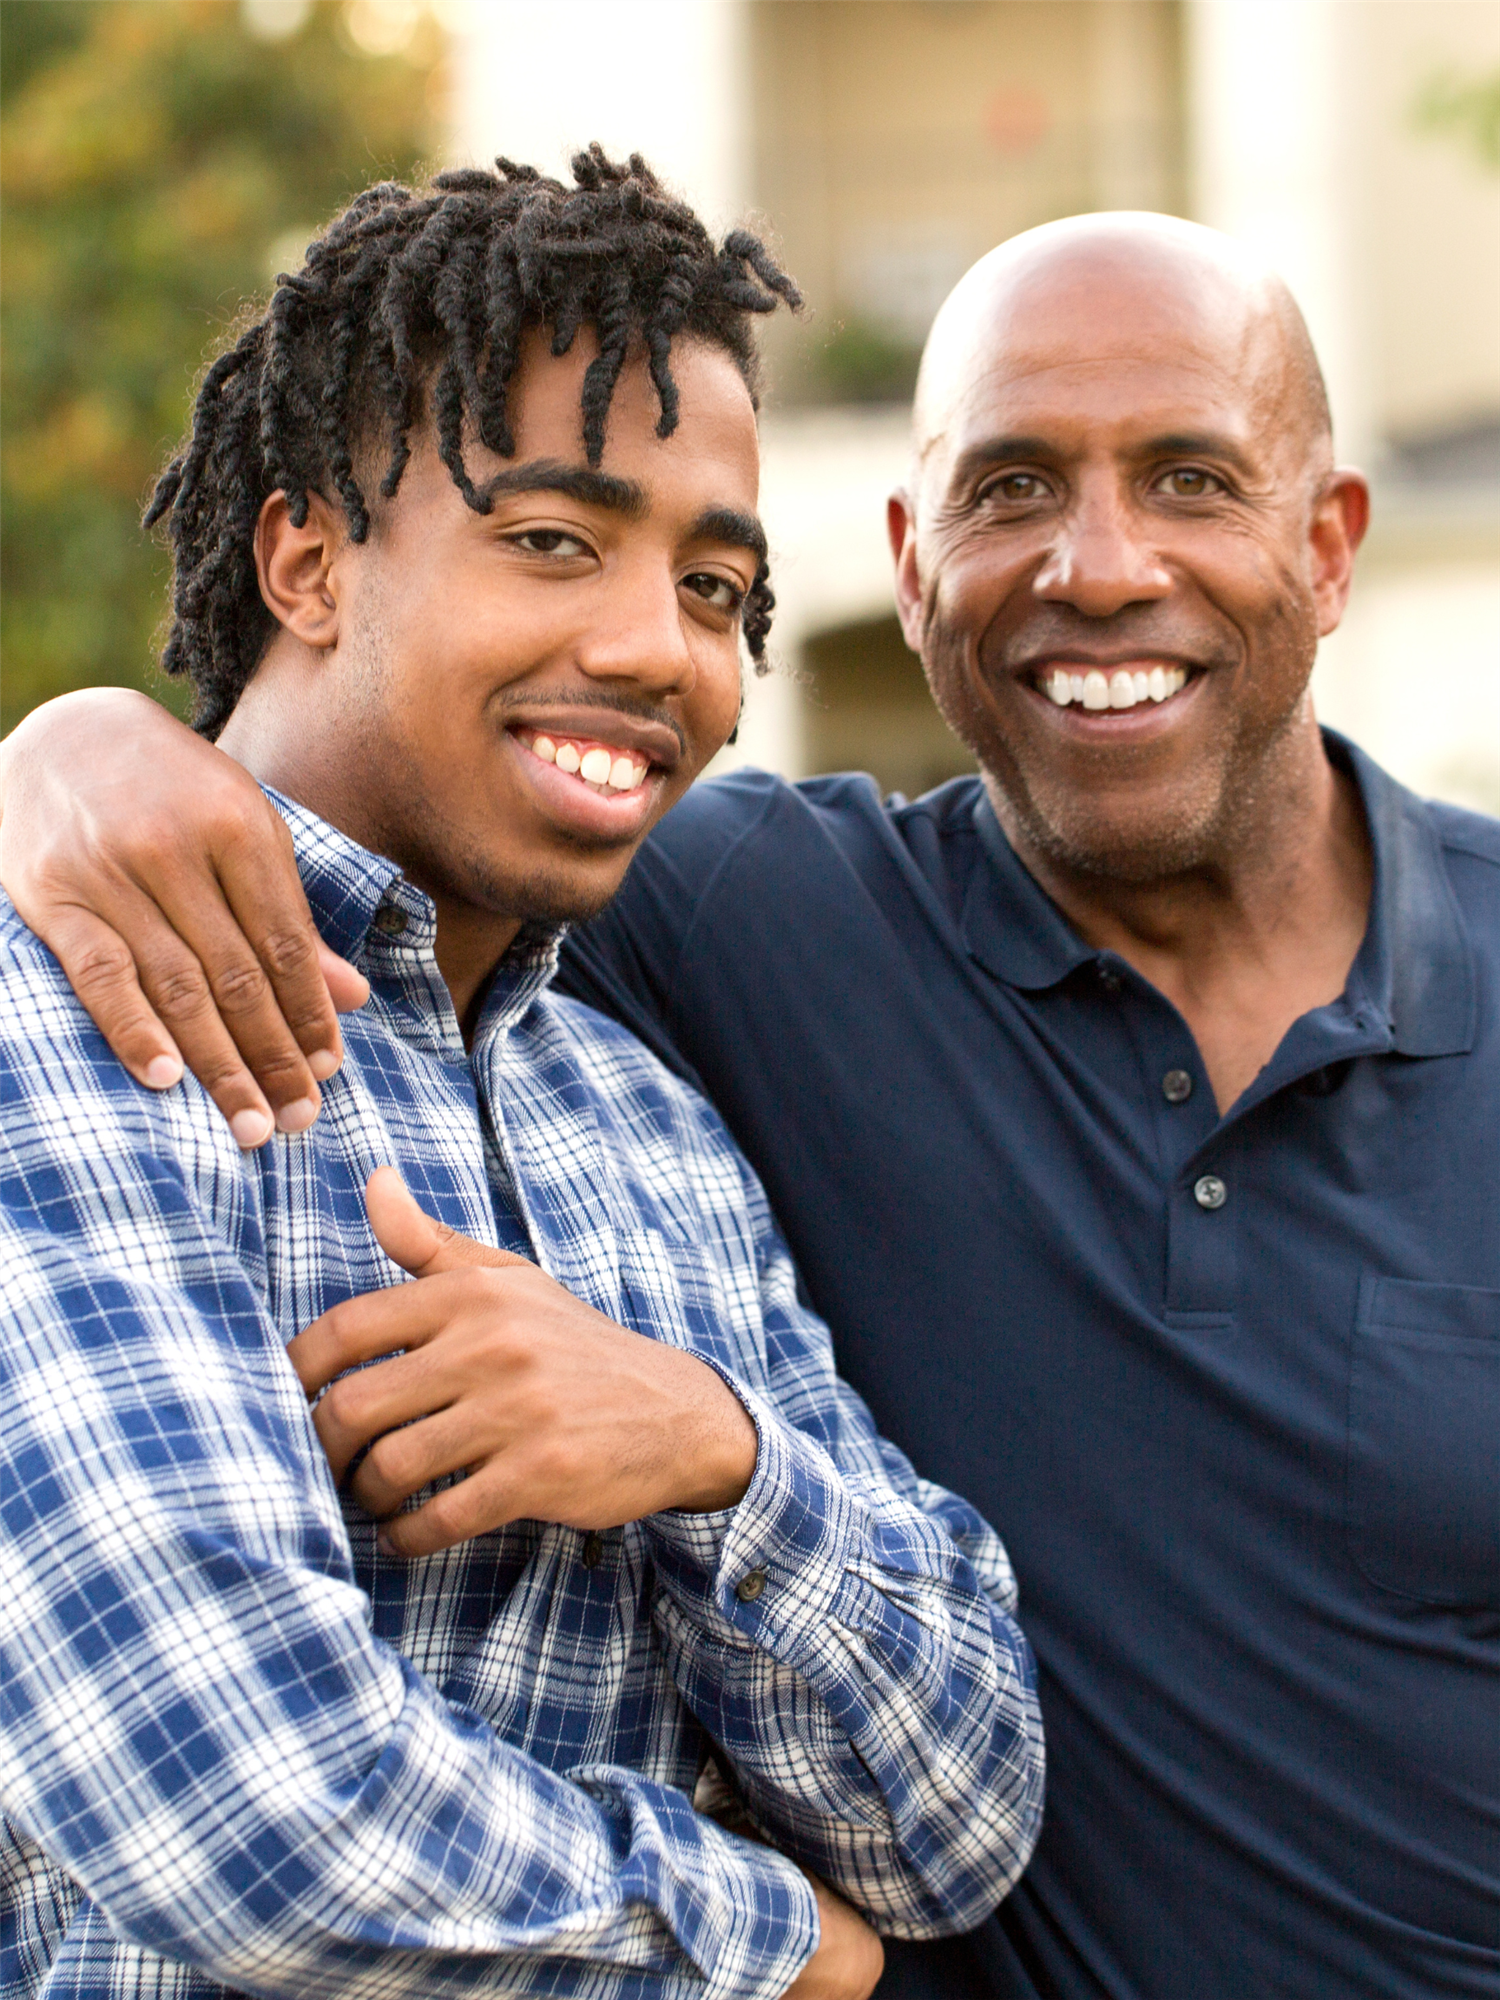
[3,215,1498,2000]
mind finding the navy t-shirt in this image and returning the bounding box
[558,736,1500,2000]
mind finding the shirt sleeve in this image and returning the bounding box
[0,986,817,1999]
[643,1164,1045,1942]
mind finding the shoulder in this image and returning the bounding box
[0,896,248,1223]
[1428,796,1500,872]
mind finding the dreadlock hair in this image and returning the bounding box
[144,146,802,738]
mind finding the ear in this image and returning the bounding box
[253,490,347,649]
[888,490,924,654]
[1308,470,1370,639]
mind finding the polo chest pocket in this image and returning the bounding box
[1347,1275,1500,1607]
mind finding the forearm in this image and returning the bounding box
[646,1386,1044,1938]
[0,1214,816,1999]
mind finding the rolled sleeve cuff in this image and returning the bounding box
[645,1373,865,1663]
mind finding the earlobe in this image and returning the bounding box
[254,491,343,649]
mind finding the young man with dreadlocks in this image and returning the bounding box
[0,154,1041,2000]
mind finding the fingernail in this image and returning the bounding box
[143,1055,183,1090]
[230,1107,275,1149]
[307,1047,341,1082]
[275,1095,320,1136]
[376,1531,399,1558]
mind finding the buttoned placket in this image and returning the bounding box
[1093,950,1397,1324]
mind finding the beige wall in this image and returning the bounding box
[1357,0,1500,442]
[748,0,1185,393]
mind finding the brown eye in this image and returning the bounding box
[1159,468,1221,497]
[983,473,1047,504]
[683,572,743,613]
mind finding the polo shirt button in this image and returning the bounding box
[735,1567,768,1603]
[581,1532,604,1570]
[1194,1174,1227,1210]
[1097,965,1122,994]
[373,904,407,937]
[1162,1068,1194,1104]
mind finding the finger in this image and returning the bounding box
[348,1405,485,1517]
[318,939,370,1018]
[289,1277,466,1397]
[129,865,327,1131]
[39,903,187,1094]
[365,1168,532,1278]
[122,885,324,1147]
[214,809,366,1084]
[376,1465,524,1560]
[46,894,284,1148]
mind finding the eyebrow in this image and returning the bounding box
[478,459,648,518]
[477,462,766,563]
[689,505,767,566]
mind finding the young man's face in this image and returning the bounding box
[288,330,761,931]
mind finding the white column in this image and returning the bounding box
[446,0,748,231]
[1185,0,1371,465]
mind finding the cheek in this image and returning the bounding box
[683,641,745,760]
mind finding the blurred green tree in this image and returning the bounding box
[1415,65,1500,174]
[1,0,443,730]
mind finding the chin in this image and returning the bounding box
[1007,782,1230,886]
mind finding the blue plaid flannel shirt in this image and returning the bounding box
[0,795,1042,2000]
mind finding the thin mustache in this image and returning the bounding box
[493,687,686,756]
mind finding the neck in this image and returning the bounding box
[988,721,1374,1112]
[218,673,521,1039]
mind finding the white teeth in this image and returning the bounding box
[532,734,556,763]
[579,747,613,785]
[1039,664,1190,709]
[555,742,581,774]
[608,755,640,791]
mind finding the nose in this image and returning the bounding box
[572,554,697,699]
[1032,476,1172,617]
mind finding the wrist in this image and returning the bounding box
[669,1354,760,1513]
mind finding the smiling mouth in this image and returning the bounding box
[512,725,653,796]
[1035,664,1191,712]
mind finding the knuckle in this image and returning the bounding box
[208,959,272,1016]
[258,925,319,980]
[149,962,213,1020]
[68,936,138,997]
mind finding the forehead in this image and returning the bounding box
[923,253,1284,470]
[506,328,761,503]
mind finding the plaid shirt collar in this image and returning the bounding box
[268,787,562,1058]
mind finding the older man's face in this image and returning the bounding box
[891,241,1364,883]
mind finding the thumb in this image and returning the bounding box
[365,1166,531,1278]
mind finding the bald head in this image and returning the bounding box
[913,212,1331,485]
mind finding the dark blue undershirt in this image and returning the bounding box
[558,734,1500,2000]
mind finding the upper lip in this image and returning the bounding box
[503,707,683,770]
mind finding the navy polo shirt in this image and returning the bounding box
[559,735,1500,2000]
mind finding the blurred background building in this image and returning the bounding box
[4,0,1498,809]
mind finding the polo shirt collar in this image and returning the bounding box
[961,730,1475,1060]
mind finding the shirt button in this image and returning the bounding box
[373,904,407,937]
[1097,965,1122,994]
[581,1532,604,1570]
[1162,1068,1194,1104]
[735,1567,767,1603]
[1193,1174,1227,1211]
